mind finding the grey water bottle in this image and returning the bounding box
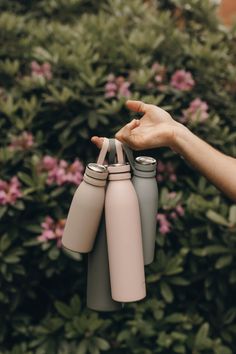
[122,143,158,265]
[87,139,123,311]
[133,156,158,265]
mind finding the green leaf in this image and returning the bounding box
[76,340,88,354]
[173,344,186,353]
[55,301,73,319]
[70,295,81,314]
[48,247,60,260]
[206,210,230,226]
[24,224,42,233]
[160,281,174,303]
[4,255,20,264]
[203,245,230,255]
[0,234,11,252]
[215,255,233,269]
[165,313,187,323]
[229,205,236,225]
[194,323,211,350]
[18,172,34,187]
[95,338,110,351]
[0,206,7,219]
[146,273,161,283]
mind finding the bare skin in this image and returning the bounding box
[91,100,236,202]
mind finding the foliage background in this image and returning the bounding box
[0,0,236,353]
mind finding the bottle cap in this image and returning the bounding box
[135,156,156,172]
[135,156,156,165]
[108,163,130,174]
[85,163,108,181]
[87,163,107,173]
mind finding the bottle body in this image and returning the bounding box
[87,211,122,311]
[105,178,146,302]
[62,179,106,253]
[132,175,158,265]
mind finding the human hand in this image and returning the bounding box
[91,100,182,151]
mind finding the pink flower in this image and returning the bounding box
[39,156,84,186]
[157,160,165,173]
[183,98,209,123]
[0,176,22,205]
[166,162,175,173]
[105,82,117,98]
[175,204,185,216]
[156,160,177,183]
[105,74,131,98]
[42,156,58,170]
[170,211,177,219]
[155,75,162,83]
[118,81,131,98]
[147,62,167,90]
[170,70,195,91]
[169,174,177,182]
[159,223,171,234]
[38,217,66,248]
[157,213,172,234]
[31,61,52,80]
[157,174,164,182]
[8,131,34,151]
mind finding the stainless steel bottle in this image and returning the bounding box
[122,143,158,265]
[62,138,109,253]
[105,140,146,302]
[132,156,158,265]
[87,139,123,311]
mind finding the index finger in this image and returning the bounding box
[126,100,148,113]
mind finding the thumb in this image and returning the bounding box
[90,136,104,149]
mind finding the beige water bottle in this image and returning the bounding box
[105,140,146,302]
[62,138,110,253]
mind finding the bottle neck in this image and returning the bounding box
[83,174,106,187]
[133,169,156,178]
[108,172,131,181]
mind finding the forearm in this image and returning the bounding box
[172,124,236,202]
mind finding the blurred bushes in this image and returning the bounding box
[0,0,236,353]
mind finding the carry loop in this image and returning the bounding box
[97,138,110,165]
[115,139,125,164]
[121,142,136,172]
[108,139,116,164]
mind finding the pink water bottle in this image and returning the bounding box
[105,140,146,302]
[62,138,110,253]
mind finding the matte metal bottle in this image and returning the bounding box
[62,138,110,253]
[132,156,158,265]
[87,139,123,311]
[122,143,158,265]
[105,140,146,302]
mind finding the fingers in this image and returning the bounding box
[125,100,148,113]
[90,136,104,149]
[115,119,140,142]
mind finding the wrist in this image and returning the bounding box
[170,122,190,154]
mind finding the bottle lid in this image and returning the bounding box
[134,156,156,173]
[108,163,130,174]
[135,156,156,165]
[87,163,107,173]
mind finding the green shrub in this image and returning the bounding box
[0,0,236,353]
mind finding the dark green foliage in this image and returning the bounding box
[0,0,236,353]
